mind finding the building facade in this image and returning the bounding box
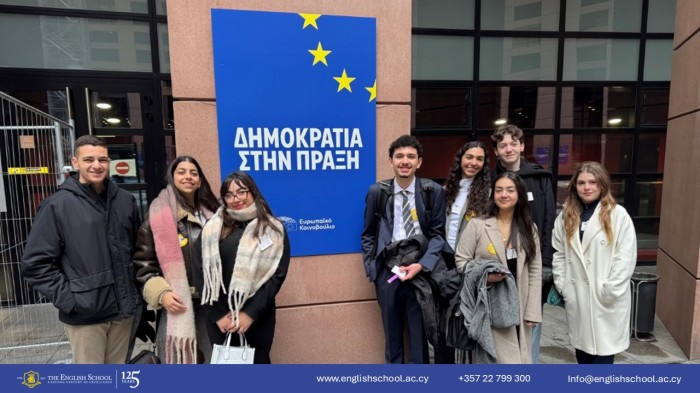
[2,0,697,361]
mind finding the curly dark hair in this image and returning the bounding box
[443,141,491,218]
[388,135,423,158]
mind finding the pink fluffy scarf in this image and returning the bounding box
[149,185,197,364]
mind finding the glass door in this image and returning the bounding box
[0,75,169,215]
[82,81,164,215]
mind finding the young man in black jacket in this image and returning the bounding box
[22,135,142,364]
[492,125,555,364]
[361,135,448,363]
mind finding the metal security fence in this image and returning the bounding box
[0,91,74,364]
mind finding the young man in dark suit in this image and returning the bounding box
[361,135,447,364]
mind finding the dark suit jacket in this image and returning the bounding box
[360,177,447,282]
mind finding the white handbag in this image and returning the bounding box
[211,333,255,364]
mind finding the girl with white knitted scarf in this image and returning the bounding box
[200,171,290,364]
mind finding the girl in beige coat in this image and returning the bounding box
[456,172,542,363]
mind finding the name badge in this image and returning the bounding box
[506,248,517,259]
[259,233,273,251]
[527,191,534,201]
[581,221,588,232]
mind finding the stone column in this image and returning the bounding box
[657,0,700,361]
[166,0,411,362]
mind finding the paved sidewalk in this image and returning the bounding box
[539,303,696,364]
[2,302,698,364]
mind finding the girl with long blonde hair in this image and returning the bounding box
[552,161,637,364]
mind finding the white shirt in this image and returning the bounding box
[392,178,423,242]
[447,178,473,250]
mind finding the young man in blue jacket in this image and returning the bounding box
[22,135,142,364]
[361,135,448,363]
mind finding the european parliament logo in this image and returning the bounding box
[212,10,376,256]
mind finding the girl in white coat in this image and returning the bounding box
[552,162,637,364]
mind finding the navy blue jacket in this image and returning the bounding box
[361,178,448,282]
[21,176,142,325]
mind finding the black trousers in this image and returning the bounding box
[206,310,276,364]
[375,265,428,364]
[433,340,456,363]
[575,348,615,364]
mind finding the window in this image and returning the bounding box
[637,134,666,173]
[90,91,143,129]
[0,0,149,13]
[635,179,663,217]
[558,133,633,175]
[560,86,636,128]
[412,35,473,80]
[565,0,642,32]
[641,89,669,126]
[411,0,671,253]
[0,14,152,72]
[482,0,560,31]
[158,23,170,73]
[412,0,474,29]
[644,40,673,81]
[413,88,471,128]
[477,86,555,129]
[647,0,676,33]
[563,39,639,81]
[480,37,558,80]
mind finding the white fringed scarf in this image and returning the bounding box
[200,203,284,328]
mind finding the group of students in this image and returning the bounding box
[362,126,637,365]
[22,135,289,364]
[21,126,637,366]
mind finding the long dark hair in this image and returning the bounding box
[165,156,219,214]
[487,172,537,264]
[443,141,491,217]
[219,171,282,239]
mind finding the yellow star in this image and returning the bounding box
[308,42,332,66]
[365,79,377,102]
[299,13,321,29]
[333,69,356,93]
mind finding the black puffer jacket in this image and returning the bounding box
[383,235,460,346]
[21,176,142,325]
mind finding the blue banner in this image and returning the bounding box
[211,10,377,256]
[2,364,699,393]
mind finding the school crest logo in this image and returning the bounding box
[22,371,41,388]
